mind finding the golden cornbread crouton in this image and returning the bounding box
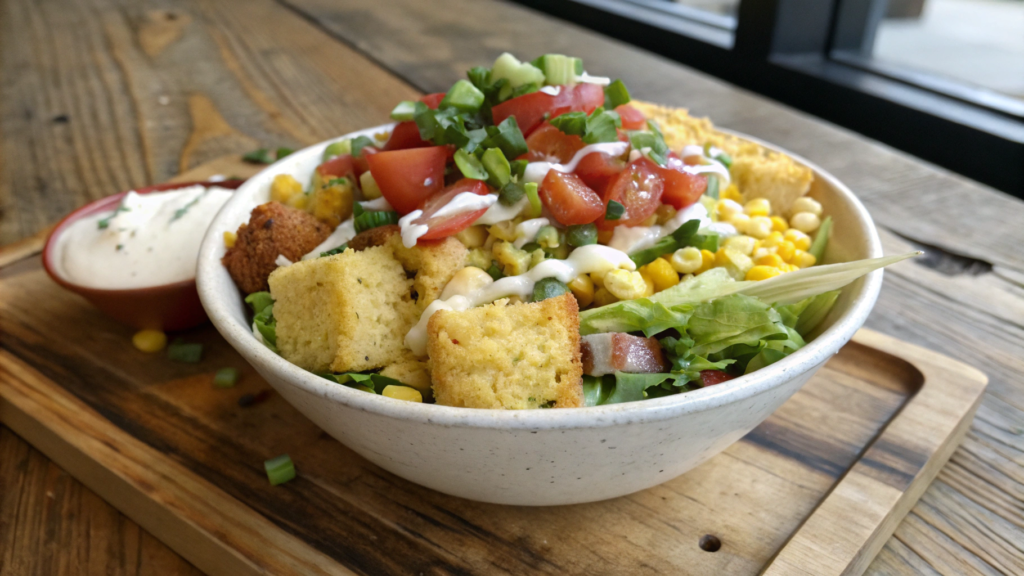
[379,353,432,392]
[268,245,417,373]
[632,100,813,213]
[347,225,468,309]
[427,294,583,410]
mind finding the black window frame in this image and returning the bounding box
[512,0,1024,196]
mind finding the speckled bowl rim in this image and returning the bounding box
[197,123,882,431]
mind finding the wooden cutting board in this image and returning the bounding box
[0,160,988,575]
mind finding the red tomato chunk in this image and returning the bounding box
[539,170,605,226]
[366,146,447,214]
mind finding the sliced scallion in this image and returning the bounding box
[481,147,511,188]
[213,367,240,389]
[264,454,296,486]
[350,136,375,157]
[354,210,400,233]
[440,79,485,112]
[498,181,525,206]
[566,223,598,247]
[706,175,720,200]
[320,243,348,257]
[524,182,542,218]
[454,148,489,180]
[390,100,417,122]
[167,340,203,364]
[604,79,631,108]
[605,200,625,221]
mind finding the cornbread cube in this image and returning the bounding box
[380,352,432,392]
[346,225,469,308]
[427,294,583,409]
[268,245,417,373]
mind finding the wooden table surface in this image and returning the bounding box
[1,0,1022,574]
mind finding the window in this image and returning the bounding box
[515,0,1024,196]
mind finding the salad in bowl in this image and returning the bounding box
[213,52,913,412]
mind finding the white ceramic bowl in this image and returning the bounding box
[197,123,882,506]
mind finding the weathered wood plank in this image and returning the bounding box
[0,426,203,576]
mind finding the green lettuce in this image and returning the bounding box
[245,291,277,352]
[319,372,405,394]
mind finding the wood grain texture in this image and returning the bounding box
[0,252,987,575]
[0,0,1021,572]
[0,426,203,576]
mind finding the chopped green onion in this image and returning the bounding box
[390,100,417,121]
[809,216,833,263]
[566,223,598,247]
[440,79,485,112]
[97,202,130,230]
[533,277,570,302]
[521,241,542,253]
[536,225,560,248]
[167,339,203,364]
[498,181,525,206]
[524,182,542,218]
[350,136,375,157]
[245,291,274,315]
[604,79,631,108]
[320,243,347,257]
[354,210,400,233]
[626,129,668,166]
[486,262,504,281]
[454,148,489,180]
[705,175,719,199]
[481,147,511,188]
[511,83,540,98]
[322,140,350,161]
[715,152,733,169]
[275,147,294,160]
[510,159,528,181]
[605,200,625,221]
[353,202,365,217]
[213,367,240,389]
[628,219,702,267]
[467,66,491,90]
[264,454,296,486]
[581,108,621,144]
[242,148,274,164]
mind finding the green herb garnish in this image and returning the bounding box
[264,454,296,486]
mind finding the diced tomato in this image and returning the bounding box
[615,104,647,130]
[539,170,605,226]
[700,370,735,387]
[413,179,491,242]
[420,93,446,109]
[491,83,605,136]
[366,146,447,214]
[524,123,585,163]
[597,157,664,228]
[384,121,430,151]
[658,153,708,209]
[316,154,355,180]
[574,152,626,196]
[352,147,378,177]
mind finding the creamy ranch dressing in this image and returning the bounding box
[405,244,635,356]
[56,185,233,289]
[523,141,629,184]
[398,192,500,248]
[513,218,550,248]
[676,145,731,185]
[303,218,356,260]
[606,201,735,254]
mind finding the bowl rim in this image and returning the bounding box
[43,179,247,295]
[197,123,883,430]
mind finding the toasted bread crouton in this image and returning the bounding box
[631,100,813,213]
[427,294,583,409]
[268,245,418,373]
[222,202,332,294]
[348,224,399,251]
[379,353,432,392]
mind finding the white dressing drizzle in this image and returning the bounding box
[539,85,561,96]
[359,197,393,211]
[574,72,611,85]
[675,145,731,185]
[523,141,629,184]
[609,202,716,254]
[405,244,635,356]
[399,210,428,247]
[476,196,528,225]
[513,218,550,248]
[302,218,356,260]
[431,192,497,219]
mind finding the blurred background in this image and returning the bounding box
[517,0,1024,197]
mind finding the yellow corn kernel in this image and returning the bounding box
[715,199,744,220]
[639,272,656,297]
[382,385,423,402]
[286,193,308,210]
[488,220,518,242]
[784,229,812,251]
[374,131,390,142]
[781,263,799,273]
[593,287,618,307]
[359,171,382,200]
[723,235,757,256]
[720,184,743,203]
[132,329,167,353]
[761,231,785,247]
[770,216,789,232]
[791,196,823,217]
[790,212,821,233]
[455,225,488,248]
[746,265,782,281]
[792,249,817,268]
[755,253,785,268]
[695,249,716,274]
[589,271,606,289]
[671,246,704,274]
[640,258,679,293]
[568,275,595,307]
[223,231,237,249]
[640,213,659,227]
[604,269,648,301]
[312,179,355,227]
[715,246,755,280]
[492,241,531,276]
[746,216,773,239]
[655,204,677,225]
[270,174,302,204]
[776,240,796,263]
[744,198,771,217]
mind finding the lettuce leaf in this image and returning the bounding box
[319,372,405,394]
[245,291,277,351]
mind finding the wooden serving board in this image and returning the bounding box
[0,161,988,575]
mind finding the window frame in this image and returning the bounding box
[512,0,1024,196]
